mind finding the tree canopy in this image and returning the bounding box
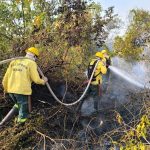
[113,9,150,61]
[0,0,119,81]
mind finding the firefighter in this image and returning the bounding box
[0,47,48,127]
[87,52,107,110]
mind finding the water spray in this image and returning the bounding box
[109,66,147,89]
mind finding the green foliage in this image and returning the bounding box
[0,0,118,82]
[112,114,150,150]
[0,114,45,150]
[113,9,150,61]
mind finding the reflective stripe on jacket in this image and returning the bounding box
[90,58,107,85]
[2,58,45,95]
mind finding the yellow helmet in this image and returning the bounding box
[101,49,107,54]
[95,52,103,58]
[26,47,39,56]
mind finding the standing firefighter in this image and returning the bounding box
[0,47,48,127]
[87,52,107,110]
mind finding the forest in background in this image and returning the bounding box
[0,0,150,149]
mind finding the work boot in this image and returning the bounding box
[0,107,18,126]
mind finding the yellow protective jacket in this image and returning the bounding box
[2,58,45,95]
[90,58,107,85]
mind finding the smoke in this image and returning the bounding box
[109,66,144,89]
[80,56,150,116]
[100,56,150,107]
[79,56,150,137]
[111,56,150,88]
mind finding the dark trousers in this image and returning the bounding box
[87,84,101,110]
[9,93,28,123]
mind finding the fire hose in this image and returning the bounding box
[0,57,100,106]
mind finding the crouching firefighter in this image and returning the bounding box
[87,52,107,111]
[0,47,48,127]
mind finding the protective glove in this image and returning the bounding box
[42,76,48,83]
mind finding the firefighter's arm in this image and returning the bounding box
[97,61,107,75]
[30,62,46,85]
[100,62,107,74]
